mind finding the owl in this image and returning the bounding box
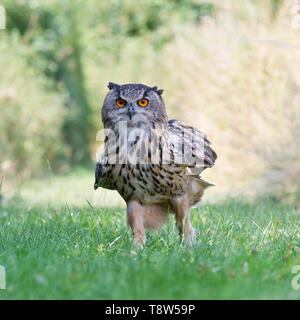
[94,83,217,247]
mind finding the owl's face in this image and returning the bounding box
[101,83,168,130]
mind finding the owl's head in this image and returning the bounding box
[101,83,168,130]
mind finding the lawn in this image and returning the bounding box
[1,186,300,299]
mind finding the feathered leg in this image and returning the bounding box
[171,194,195,245]
[127,200,146,248]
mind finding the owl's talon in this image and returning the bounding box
[183,235,196,247]
[181,226,196,246]
[132,236,146,249]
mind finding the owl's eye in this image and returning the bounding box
[116,98,127,108]
[137,98,149,107]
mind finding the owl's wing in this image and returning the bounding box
[94,162,103,190]
[94,148,115,190]
[167,119,217,174]
[94,161,117,190]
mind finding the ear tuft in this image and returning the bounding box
[108,82,119,90]
[152,86,164,95]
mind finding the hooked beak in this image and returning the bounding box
[127,105,134,120]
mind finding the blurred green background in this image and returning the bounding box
[0,0,299,206]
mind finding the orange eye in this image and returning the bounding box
[116,98,126,107]
[137,98,149,107]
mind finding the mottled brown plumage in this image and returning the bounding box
[94,83,217,246]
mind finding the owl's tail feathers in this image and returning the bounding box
[188,177,214,208]
[142,203,169,230]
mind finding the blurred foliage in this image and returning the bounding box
[3,0,92,164]
[0,33,67,182]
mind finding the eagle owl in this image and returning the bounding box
[94,83,217,247]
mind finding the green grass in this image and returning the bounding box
[1,197,300,299]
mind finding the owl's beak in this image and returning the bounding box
[127,105,135,120]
